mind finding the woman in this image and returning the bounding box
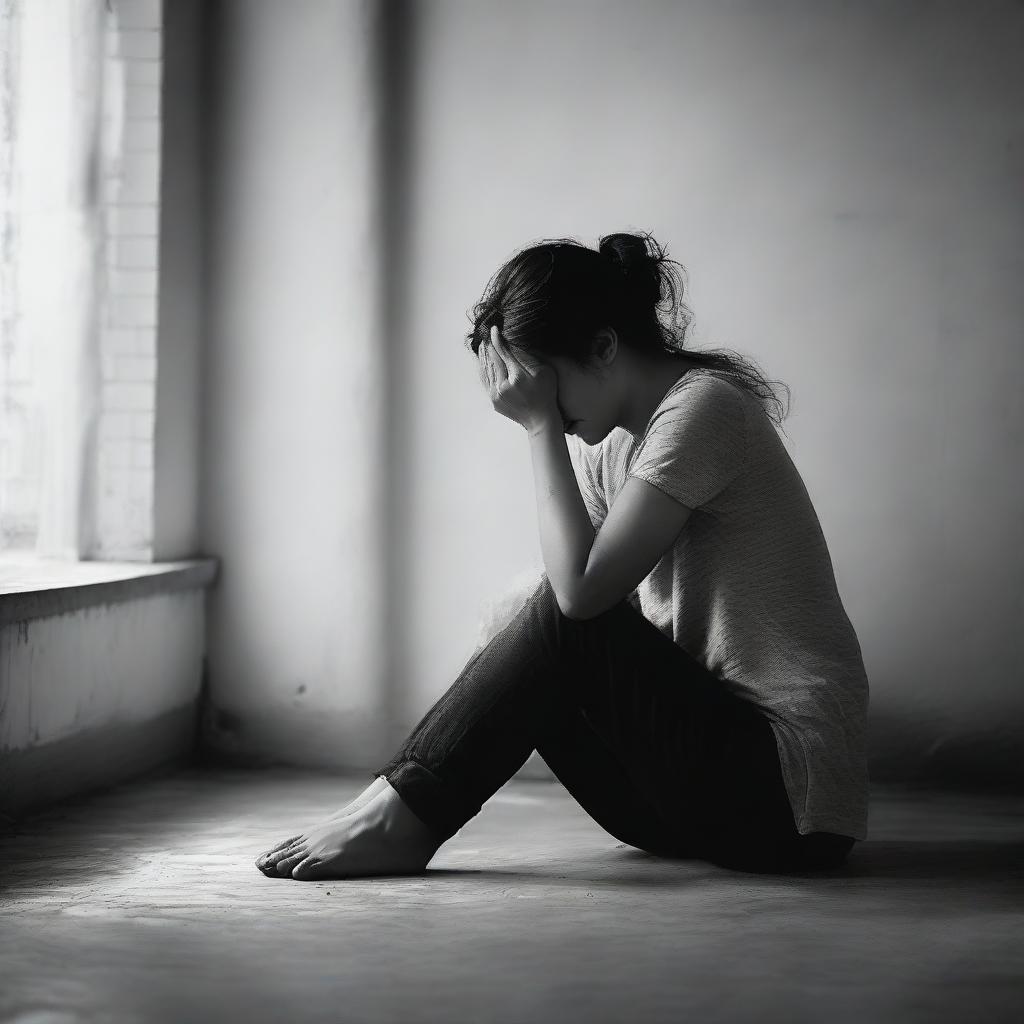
[256,230,870,880]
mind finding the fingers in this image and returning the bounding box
[490,325,526,376]
[481,330,509,388]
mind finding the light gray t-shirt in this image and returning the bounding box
[567,367,870,840]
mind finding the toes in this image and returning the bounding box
[291,857,322,881]
[255,834,302,868]
[256,843,292,868]
[275,847,309,876]
[259,839,305,873]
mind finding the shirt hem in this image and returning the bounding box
[794,816,868,842]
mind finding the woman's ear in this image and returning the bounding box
[591,327,618,367]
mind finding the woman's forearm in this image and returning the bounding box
[527,419,595,617]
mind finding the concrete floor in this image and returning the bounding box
[0,768,1022,1024]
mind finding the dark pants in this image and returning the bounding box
[375,574,856,874]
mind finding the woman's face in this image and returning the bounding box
[523,350,618,445]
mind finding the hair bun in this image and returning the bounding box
[598,231,663,309]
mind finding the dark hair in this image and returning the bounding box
[465,230,790,427]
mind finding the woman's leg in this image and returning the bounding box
[374,573,851,872]
[376,645,688,859]
[257,572,855,878]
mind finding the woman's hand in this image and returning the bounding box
[479,325,561,436]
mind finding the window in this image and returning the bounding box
[0,0,162,562]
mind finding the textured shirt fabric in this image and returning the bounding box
[567,368,870,840]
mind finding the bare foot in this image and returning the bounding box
[254,780,441,880]
[255,775,391,868]
[330,774,390,817]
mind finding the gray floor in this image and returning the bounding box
[1,767,1022,1024]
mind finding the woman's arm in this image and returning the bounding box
[528,422,692,620]
[481,327,692,621]
[479,327,593,615]
[526,420,597,615]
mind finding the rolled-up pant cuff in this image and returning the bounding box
[373,756,480,846]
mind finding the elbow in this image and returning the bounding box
[560,601,588,622]
[555,575,615,621]
[558,591,598,622]
[555,594,580,620]
[560,582,631,622]
[553,587,587,621]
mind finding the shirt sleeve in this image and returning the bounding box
[627,375,750,510]
[567,436,607,532]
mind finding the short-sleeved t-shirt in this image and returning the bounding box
[567,367,870,840]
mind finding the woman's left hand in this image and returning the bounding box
[480,325,561,435]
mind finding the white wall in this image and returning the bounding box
[400,0,1024,780]
[200,0,388,767]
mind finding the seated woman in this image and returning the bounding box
[256,230,870,879]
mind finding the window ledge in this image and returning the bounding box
[0,556,220,627]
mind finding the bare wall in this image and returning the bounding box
[199,0,388,768]
[154,0,204,560]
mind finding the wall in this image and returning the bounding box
[400,0,1024,786]
[0,574,210,819]
[199,0,390,768]
[154,0,203,560]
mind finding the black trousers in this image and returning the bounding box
[375,573,856,874]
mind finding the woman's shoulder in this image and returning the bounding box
[650,368,754,432]
[677,366,749,400]
[671,367,776,435]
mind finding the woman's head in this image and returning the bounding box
[466,231,700,442]
[466,230,693,373]
[465,230,791,434]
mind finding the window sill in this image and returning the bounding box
[0,555,220,627]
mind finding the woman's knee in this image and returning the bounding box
[473,571,567,663]
[522,572,571,629]
[529,571,556,603]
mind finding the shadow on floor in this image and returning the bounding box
[842,838,1024,880]
[409,837,1024,886]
